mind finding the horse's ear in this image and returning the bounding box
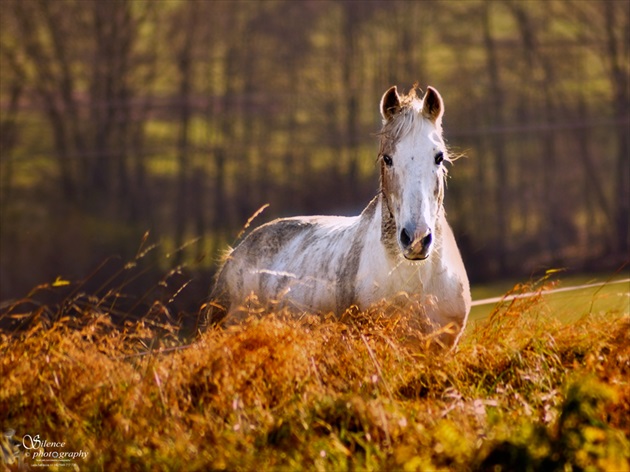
[380,86,401,121]
[421,86,444,124]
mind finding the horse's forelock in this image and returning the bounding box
[378,91,423,151]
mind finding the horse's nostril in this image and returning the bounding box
[400,228,413,248]
[421,232,433,248]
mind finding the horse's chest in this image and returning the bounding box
[356,261,422,304]
[355,249,455,307]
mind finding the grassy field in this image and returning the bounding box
[1,275,629,471]
[470,272,630,323]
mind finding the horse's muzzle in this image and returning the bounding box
[400,226,433,260]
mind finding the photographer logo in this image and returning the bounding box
[2,429,89,468]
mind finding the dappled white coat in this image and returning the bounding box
[209,85,471,348]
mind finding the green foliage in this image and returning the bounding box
[478,377,629,472]
[1,279,628,470]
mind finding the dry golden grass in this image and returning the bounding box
[1,280,629,471]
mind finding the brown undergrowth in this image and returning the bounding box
[1,279,629,471]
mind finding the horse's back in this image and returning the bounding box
[210,214,362,322]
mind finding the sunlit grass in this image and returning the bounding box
[469,271,630,324]
[1,273,628,470]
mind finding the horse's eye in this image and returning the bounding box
[435,152,444,165]
[383,154,393,167]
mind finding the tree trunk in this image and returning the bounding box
[482,4,509,274]
[173,4,199,265]
[604,2,630,255]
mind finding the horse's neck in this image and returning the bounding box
[378,193,399,259]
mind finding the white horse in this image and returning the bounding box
[209,85,471,348]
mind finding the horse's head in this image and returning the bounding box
[379,85,448,261]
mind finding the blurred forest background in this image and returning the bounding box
[1,0,628,307]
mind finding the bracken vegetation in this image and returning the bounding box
[1,279,629,471]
